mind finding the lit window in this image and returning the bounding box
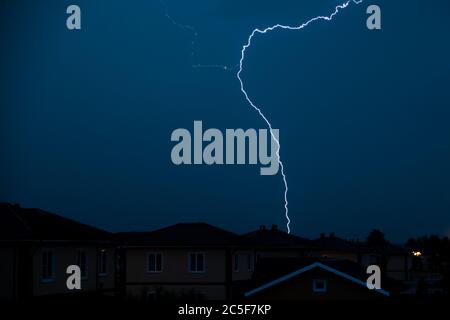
[312,279,327,293]
[147,253,163,272]
[189,253,205,273]
[41,250,55,282]
[98,250,107,276]
[76,250,88,279]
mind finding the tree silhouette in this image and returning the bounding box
[367,229,387,246]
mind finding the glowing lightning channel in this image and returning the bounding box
[161,0,363,234]
[159,0,236,71]
[237,0,363,234]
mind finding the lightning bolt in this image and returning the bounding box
[237,0,363,234]
[162,0,364,234]
[159,0,236,71]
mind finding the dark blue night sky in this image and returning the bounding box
[1,0,449,242]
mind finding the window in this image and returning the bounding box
[247,253,253,271]
[98,249,107,276]
[312,279,327,293]
[189,253,205,273]
[76,250,88,279]
[147,253,163,272]
[41,250,55,282]
[234,254,239,272]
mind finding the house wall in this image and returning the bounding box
[126,248,227,283]
[386,255,410,281]
[256,249,304,259]
[360,253,410,281]
[124,248,229,300]
[0,246,16,300]
[231,249,306,281]
[32,245,115,296]
[231,250,255,281]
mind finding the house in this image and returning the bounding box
[244,258,390,300]
[357,242,412,282]
[117,223,314,300]
[117,223,239,300]
[313,233,411,281]
[312,233,362,262]
[0,202,418,302]
[0,203,116,301]
[405,247,448,294]
[233,225,312,282]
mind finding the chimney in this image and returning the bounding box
[271,224,278,232]
[330,232,335,239]
[259,225,266,231]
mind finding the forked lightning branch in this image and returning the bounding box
[169,0,366,233]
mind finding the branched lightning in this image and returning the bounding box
[161,0,363,234]
[159,0,236,71]
[237,0,363,234]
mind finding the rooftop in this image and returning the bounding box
[118,222,239,247]
[0,203,112,242]
[240,225,312,248]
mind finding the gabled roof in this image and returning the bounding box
[0,203,112,242]
[245,259,390,297]
[118,222,239,247]
[240,226,312,248]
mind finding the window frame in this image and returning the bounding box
[76,249,88,280]
[312,279,327,293]
[233,253,240,273]
[98,249,108,277]
[188,252,206,273]
[247,253,253,271]
[147,252,163,273]
[41,249,56,283]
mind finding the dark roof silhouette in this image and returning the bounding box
[118,222,239,247]
[0,203,112,242]
[313,235,362,252]
[313,234,408,255]
[354,242,408,255]
[240,225,312,248]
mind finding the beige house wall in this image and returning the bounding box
[231,250,254,281]
[126,248,227,283]
[32,245,115,296]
